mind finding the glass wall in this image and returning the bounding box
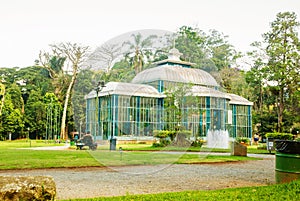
[230,104,252,138]
[86,93,251,140]
[86,97,99,138]
[86,95,164,139]
[162,96,228,138]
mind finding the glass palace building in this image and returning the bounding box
[85,48,253,145]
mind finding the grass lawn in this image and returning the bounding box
[0,140,260,170]
[0,139,65,149]
[89,150,257,166]
[0,148,258,170]
[0,149,101,169]
[94,142,273,154]
[61,180,300,201]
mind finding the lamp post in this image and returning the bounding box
[94,81,105,139]
[79,121,82,139]
[27,127,31,147]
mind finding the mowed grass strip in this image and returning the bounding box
[0,140,65,149]
[62,180,300,201]
[91,151,259,166]
[0,148,260,170]
[0,149,101,169]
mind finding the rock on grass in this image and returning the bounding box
[0,176,56,201]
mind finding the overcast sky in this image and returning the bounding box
[0,0,299,68]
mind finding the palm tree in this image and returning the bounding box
[123,33,157,74]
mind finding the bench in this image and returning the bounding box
[75,134,97,151]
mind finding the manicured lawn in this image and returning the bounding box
[61,180,300,201]
[0,149,101,170]
[0,139,65,149]
[0,140,265,170]
[102,143,272,154]
[89,150,257,166]
[0,148,258,170]
[0,139,261,170]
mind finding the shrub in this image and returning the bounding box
[191,138,204,147]
[236,137,250,144]
[153,130,191,147]
[152,142,164,147]
[266,133,293,140]
[154,130,176,140]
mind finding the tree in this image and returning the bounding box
[219,67,250,99]
[24,89,47,139]
[206,29,240,71]
[175,26,207,67]
[262,12,300,132]
[175,26,240,75]
[44,92,62,140]
[72,68,96,134]
[0,93,24,140]
[16,66,53,97]
[87,43,122,73]
[6,83,24,113]
[0,83,5,116]
[39,42,89,139]
[123,33,157,74]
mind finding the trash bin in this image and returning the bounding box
[110,138,117,150]
[275,140,300,183]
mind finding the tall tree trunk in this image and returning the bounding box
[278,87,284,132]
[60,71,77,140]
[0,84,5,116]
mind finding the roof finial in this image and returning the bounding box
[168,39,182,61]
[173,38,176,49]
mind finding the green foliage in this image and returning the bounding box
[153,130,174,147]
[123,33,158,74]
[175,26,239,73]
[153,130,176,139]
[262,12,300,132]
[190,138,204,147]
[72,68,96,133]
[153,130,192,147]
[152,139,170,147]
[0,93,24,139]
[24,89,47,139]
[265,133,294,140]
[247,12,300,134]
[163,83,193,131]
[235,137,250,144]
[6,83,24,110]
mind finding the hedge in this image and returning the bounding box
[265,133,293,140]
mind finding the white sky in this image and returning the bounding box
[0,0,299,67]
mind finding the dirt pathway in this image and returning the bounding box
[0,154,275,200]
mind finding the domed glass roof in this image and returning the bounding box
[131,47,219,87]
[131,65,219,87]
[85,82,163,99]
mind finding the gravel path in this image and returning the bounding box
[0,153,275,200]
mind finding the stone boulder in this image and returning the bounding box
[231,141,247,156]
[0,176,56,201]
